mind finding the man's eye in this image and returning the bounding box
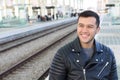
[88,25,94,28]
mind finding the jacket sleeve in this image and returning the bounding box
[109,51,118,80]
[49,52,67,80]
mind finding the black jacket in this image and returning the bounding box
[49,37,118,80]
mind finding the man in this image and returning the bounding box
[49,10,118,80]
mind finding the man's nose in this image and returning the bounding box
[82,27,88,32]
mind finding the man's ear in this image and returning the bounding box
[96,27,100,33]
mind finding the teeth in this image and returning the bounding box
[82,34,88,37]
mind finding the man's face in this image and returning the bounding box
[77,17,100,44]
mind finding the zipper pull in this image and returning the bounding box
[97,62,109,77]
[83,68,87,80]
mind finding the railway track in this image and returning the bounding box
[0,22,77,80]
[0,20,76,52]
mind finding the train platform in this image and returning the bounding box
[0,17,77,33]
[0,14,120,79]
[0,17,77,44]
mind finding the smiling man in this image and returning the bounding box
[49,10,118,80]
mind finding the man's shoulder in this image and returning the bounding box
[98,42,114,56]
[58,40,73,53]
[101,43,112,51]
[58,37,80,53]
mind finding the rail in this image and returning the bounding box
[0,19,77,80]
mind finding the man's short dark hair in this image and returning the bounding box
[78,10,100,27]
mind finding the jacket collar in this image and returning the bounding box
[94,40,104,53]
[72,37,103,53]
[71,37,82,52]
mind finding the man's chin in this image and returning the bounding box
[80,40,89,44]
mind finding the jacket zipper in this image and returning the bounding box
[97,62,109,77]
[82,62,97,80]
[83,68,87,80]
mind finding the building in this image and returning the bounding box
[106,0,120,19]
[0,0,83,24]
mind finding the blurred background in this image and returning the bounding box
[0,0,120,80]
[0,0,119,26]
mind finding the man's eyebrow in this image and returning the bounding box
[88,24,94,26]
[78,23,83,25]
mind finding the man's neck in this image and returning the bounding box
[80,41,94,48]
